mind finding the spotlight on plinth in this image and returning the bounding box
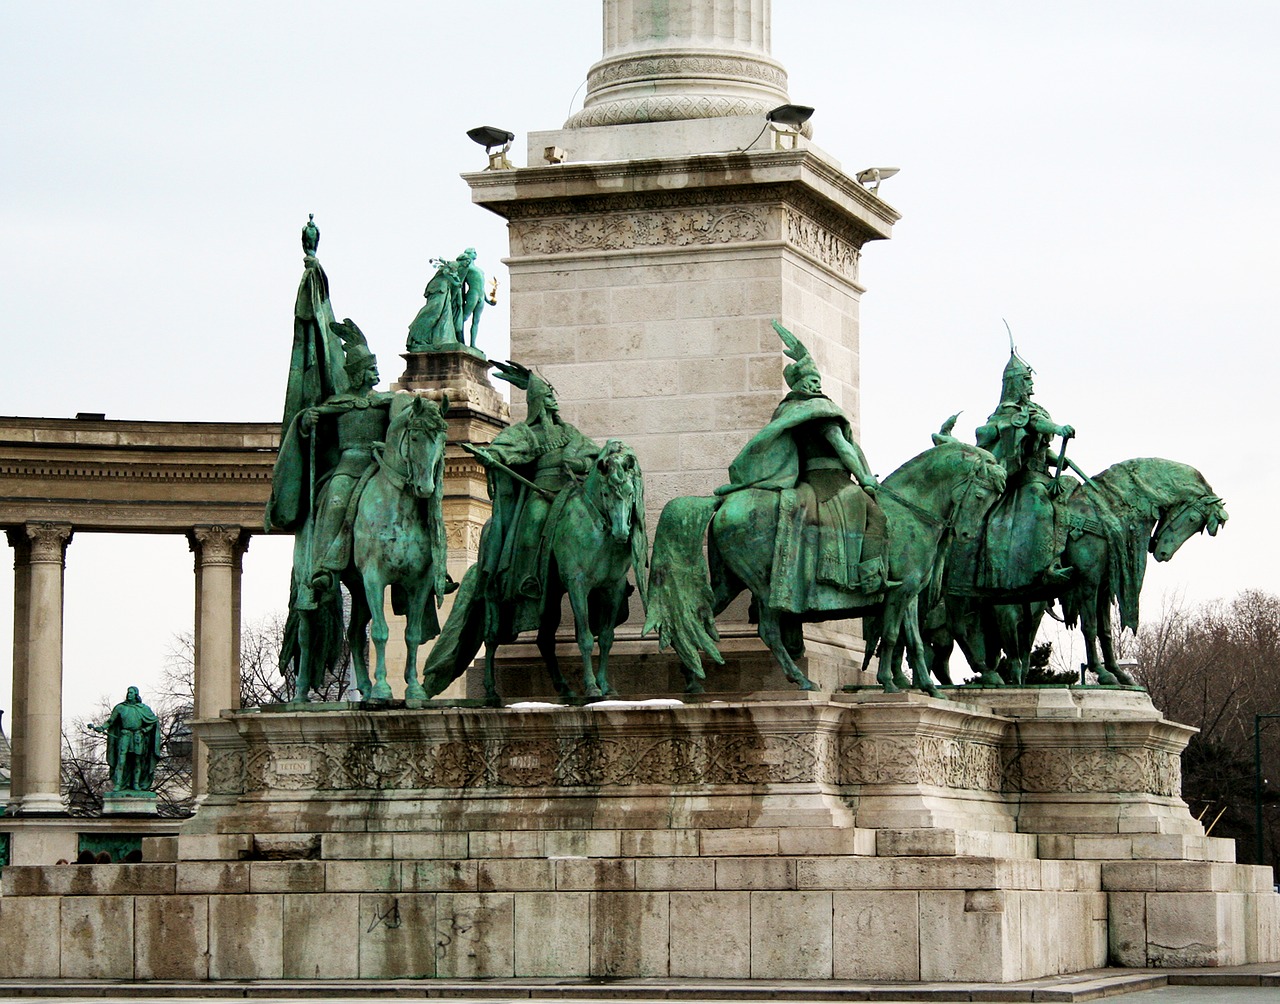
[467,126,516,170]
[855,166,900,194]
[765,104,814,151]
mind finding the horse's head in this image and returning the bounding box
[387,394,449,500]
[590,439,644,545]
[1151,494,1228,562]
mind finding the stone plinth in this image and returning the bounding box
[101,791,158,816]
[3,690,1275,980]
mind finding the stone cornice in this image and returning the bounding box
[465,148,900,244]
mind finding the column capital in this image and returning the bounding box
[189,524,243,567]
[24,522,72,564]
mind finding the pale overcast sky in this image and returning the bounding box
[2,2,1276,720]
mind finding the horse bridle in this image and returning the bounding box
[1150,494,1223,551]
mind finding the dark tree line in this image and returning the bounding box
[1129,590,1280,879]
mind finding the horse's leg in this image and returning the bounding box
[536,581,576,703]
[565,579,603,699]
[876,589,909,693]
[1097,603,1132,684]
[758,605,816,690]
[992,604,1027,685]
[363,575,393,700]
[947,596,1002,686]
[478,595,502,707]
[1078,588,1111,684]
[595,581,627,698]
[402,585,428,701]
[345,579,374,699]
[902,594,942,698]
[294,611,313,702]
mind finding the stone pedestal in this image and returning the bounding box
[2,689,1277,980]
[386,350,510,699]
[101,791,158,816]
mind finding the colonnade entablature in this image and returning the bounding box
[0,415,280,812]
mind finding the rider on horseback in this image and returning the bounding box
[973,345,1076,591]
[470,361,601,635]
[716,321,890,612]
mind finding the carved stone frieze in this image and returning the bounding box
[1007,747,1181,797]
[511,205,769,256]
[784,207,861,280]
[207,749,246,795]
[232,730,827,793]
[839,735,1004,792]
[502,185,789,221]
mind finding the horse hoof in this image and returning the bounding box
[1095,671,1118,686]
[880,681,901,694]
[684,681,706,695]
[586,685,603,699]
[371,683,393,700]
[797,678,818,692]
[1110,667,1135,686]
[405,685,427,701]
[979,672,1004,687]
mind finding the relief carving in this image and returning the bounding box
[839,735,1003,791]
[24,522,72,563]
[512,206,769,256]
[785,208,862,280]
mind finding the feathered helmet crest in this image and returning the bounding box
[332,318,378,382]
[772,320,822,391]
[492,360,557,423]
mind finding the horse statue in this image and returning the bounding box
[292,394,451,701]
[420,438,649,705]
[644,440,1007,696]
[939,457,1226,686]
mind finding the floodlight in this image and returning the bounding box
[467,126,516,170]
[765,104,815,129]
[855,167,900,194]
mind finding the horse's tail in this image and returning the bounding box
[642,495,725,681]
[418,564,486,697]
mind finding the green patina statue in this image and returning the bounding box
[972,345,1076,591]
[645,321,1007,695]
[407,249,495,354]
[867,339,1229,690]
[267,220,450,701]
[420,362,648,704]
[90,687,161,793]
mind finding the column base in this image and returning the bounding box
[12,793,67,816]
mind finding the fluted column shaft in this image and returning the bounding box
[189,525,243,798]
[16,522,72,814]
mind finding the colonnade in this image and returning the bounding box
[4,522,247,814]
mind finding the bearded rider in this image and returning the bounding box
[469,361,600,635]
[974,346,1075,590]
[715,321,891,611]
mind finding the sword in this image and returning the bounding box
[463,443,556,500]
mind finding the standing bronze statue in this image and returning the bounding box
[407,249,496,353]
[91,687,161,793]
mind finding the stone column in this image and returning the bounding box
[469,0,897,693]
[16,522,72,815]
[189,525,243,798]
[569,0,787,129]
[5,529,31,811]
